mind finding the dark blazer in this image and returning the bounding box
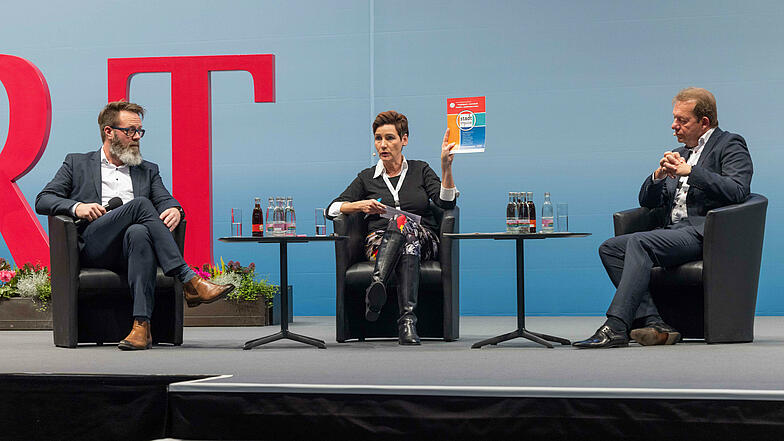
[327,159,456,232]
[638,128,753,235]
[35,149,180,218]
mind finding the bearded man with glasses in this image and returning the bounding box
[36,101,234,350]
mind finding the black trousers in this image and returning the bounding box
[599,222,703,328]
[79,197,184,319]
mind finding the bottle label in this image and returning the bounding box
[542,218,553,228]
[252,224,262,233]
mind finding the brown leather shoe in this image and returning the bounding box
[630,323,681,346]
[118,319,151,351]
[183,276,234,308]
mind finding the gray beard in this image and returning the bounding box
[109,138,143,166]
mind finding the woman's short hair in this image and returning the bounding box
[98,101,145,142]
[373,110,409,138]
[673,87,718,128]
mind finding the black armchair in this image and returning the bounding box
[332,204,459,342]
[48,215,185,348]
[613,193,767,343]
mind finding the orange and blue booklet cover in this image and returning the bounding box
[446,96,485,153]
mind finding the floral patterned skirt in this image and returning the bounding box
[364,215,439,262]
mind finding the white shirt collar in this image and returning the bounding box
[373,157,408,178]
[100,146,129,169]
[689,127,715,155]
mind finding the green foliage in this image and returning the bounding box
[36,282,52,312]
[0,279,16,300]
[229,274,278,308]
[194,260,277,308]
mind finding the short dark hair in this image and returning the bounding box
[98,101,145,141]
[372,110,408,138]
[673,87,718,128]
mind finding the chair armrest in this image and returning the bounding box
[702,194,768,342]
[613,207,665,236]
[439,207,459,268]
[48,215,81,348]
[170,219,186,343]
[172,219,186,255]
[332,213,368,269]
[332,212,369,342]
[439,206,460,340]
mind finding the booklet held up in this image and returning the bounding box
[447,96,486,153]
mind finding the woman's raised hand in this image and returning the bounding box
[441,128,456,168]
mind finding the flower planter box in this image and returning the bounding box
[184,286,293,327]
[0,297,52,330]
[0,286,294,329]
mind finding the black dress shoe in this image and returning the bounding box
[630,322,681,346]
[572,325,629,349]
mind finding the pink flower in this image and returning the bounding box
[0,270,16,283]
[193,267,211,279]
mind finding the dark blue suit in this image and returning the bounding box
[35,150,179,219]
[599,128,753,328]
[36,149,186,319]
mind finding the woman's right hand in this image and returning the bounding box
[343,199,387,215]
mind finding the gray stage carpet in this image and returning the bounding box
[2,316,783,392]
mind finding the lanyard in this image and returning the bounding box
[382,166,407,209]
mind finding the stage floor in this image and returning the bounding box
[3,316,784,395]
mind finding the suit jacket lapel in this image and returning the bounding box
[130,165,143,198]
[89,150,102,201]
[695,127,723,168]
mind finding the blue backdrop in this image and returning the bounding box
[1,0,780,315]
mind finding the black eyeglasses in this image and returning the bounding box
[110,126,146,138]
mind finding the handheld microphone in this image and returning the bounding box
[104,197,124,211]
[75,197,124,227]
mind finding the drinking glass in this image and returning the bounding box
[231,208,243,236]
[556,203,568,232]
[315,208,327,236]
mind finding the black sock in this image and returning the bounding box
[604,316,628,333]
[642,314,664,327]
[133,316,149,323]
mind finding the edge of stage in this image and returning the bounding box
[2,316,784,440]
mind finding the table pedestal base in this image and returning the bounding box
[219,236,345,350]
[471,328,571,349]
[445,232,589,349]
[244,329,327,350]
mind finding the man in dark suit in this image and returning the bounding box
[36,101,234,351]
[573,87,753,349]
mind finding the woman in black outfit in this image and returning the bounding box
[327,111,458,345]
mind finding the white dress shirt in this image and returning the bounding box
[654,128,715,224]
[71,148,135,215]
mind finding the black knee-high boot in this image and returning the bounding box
[396,254,421,345]
[365,229,405,321]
